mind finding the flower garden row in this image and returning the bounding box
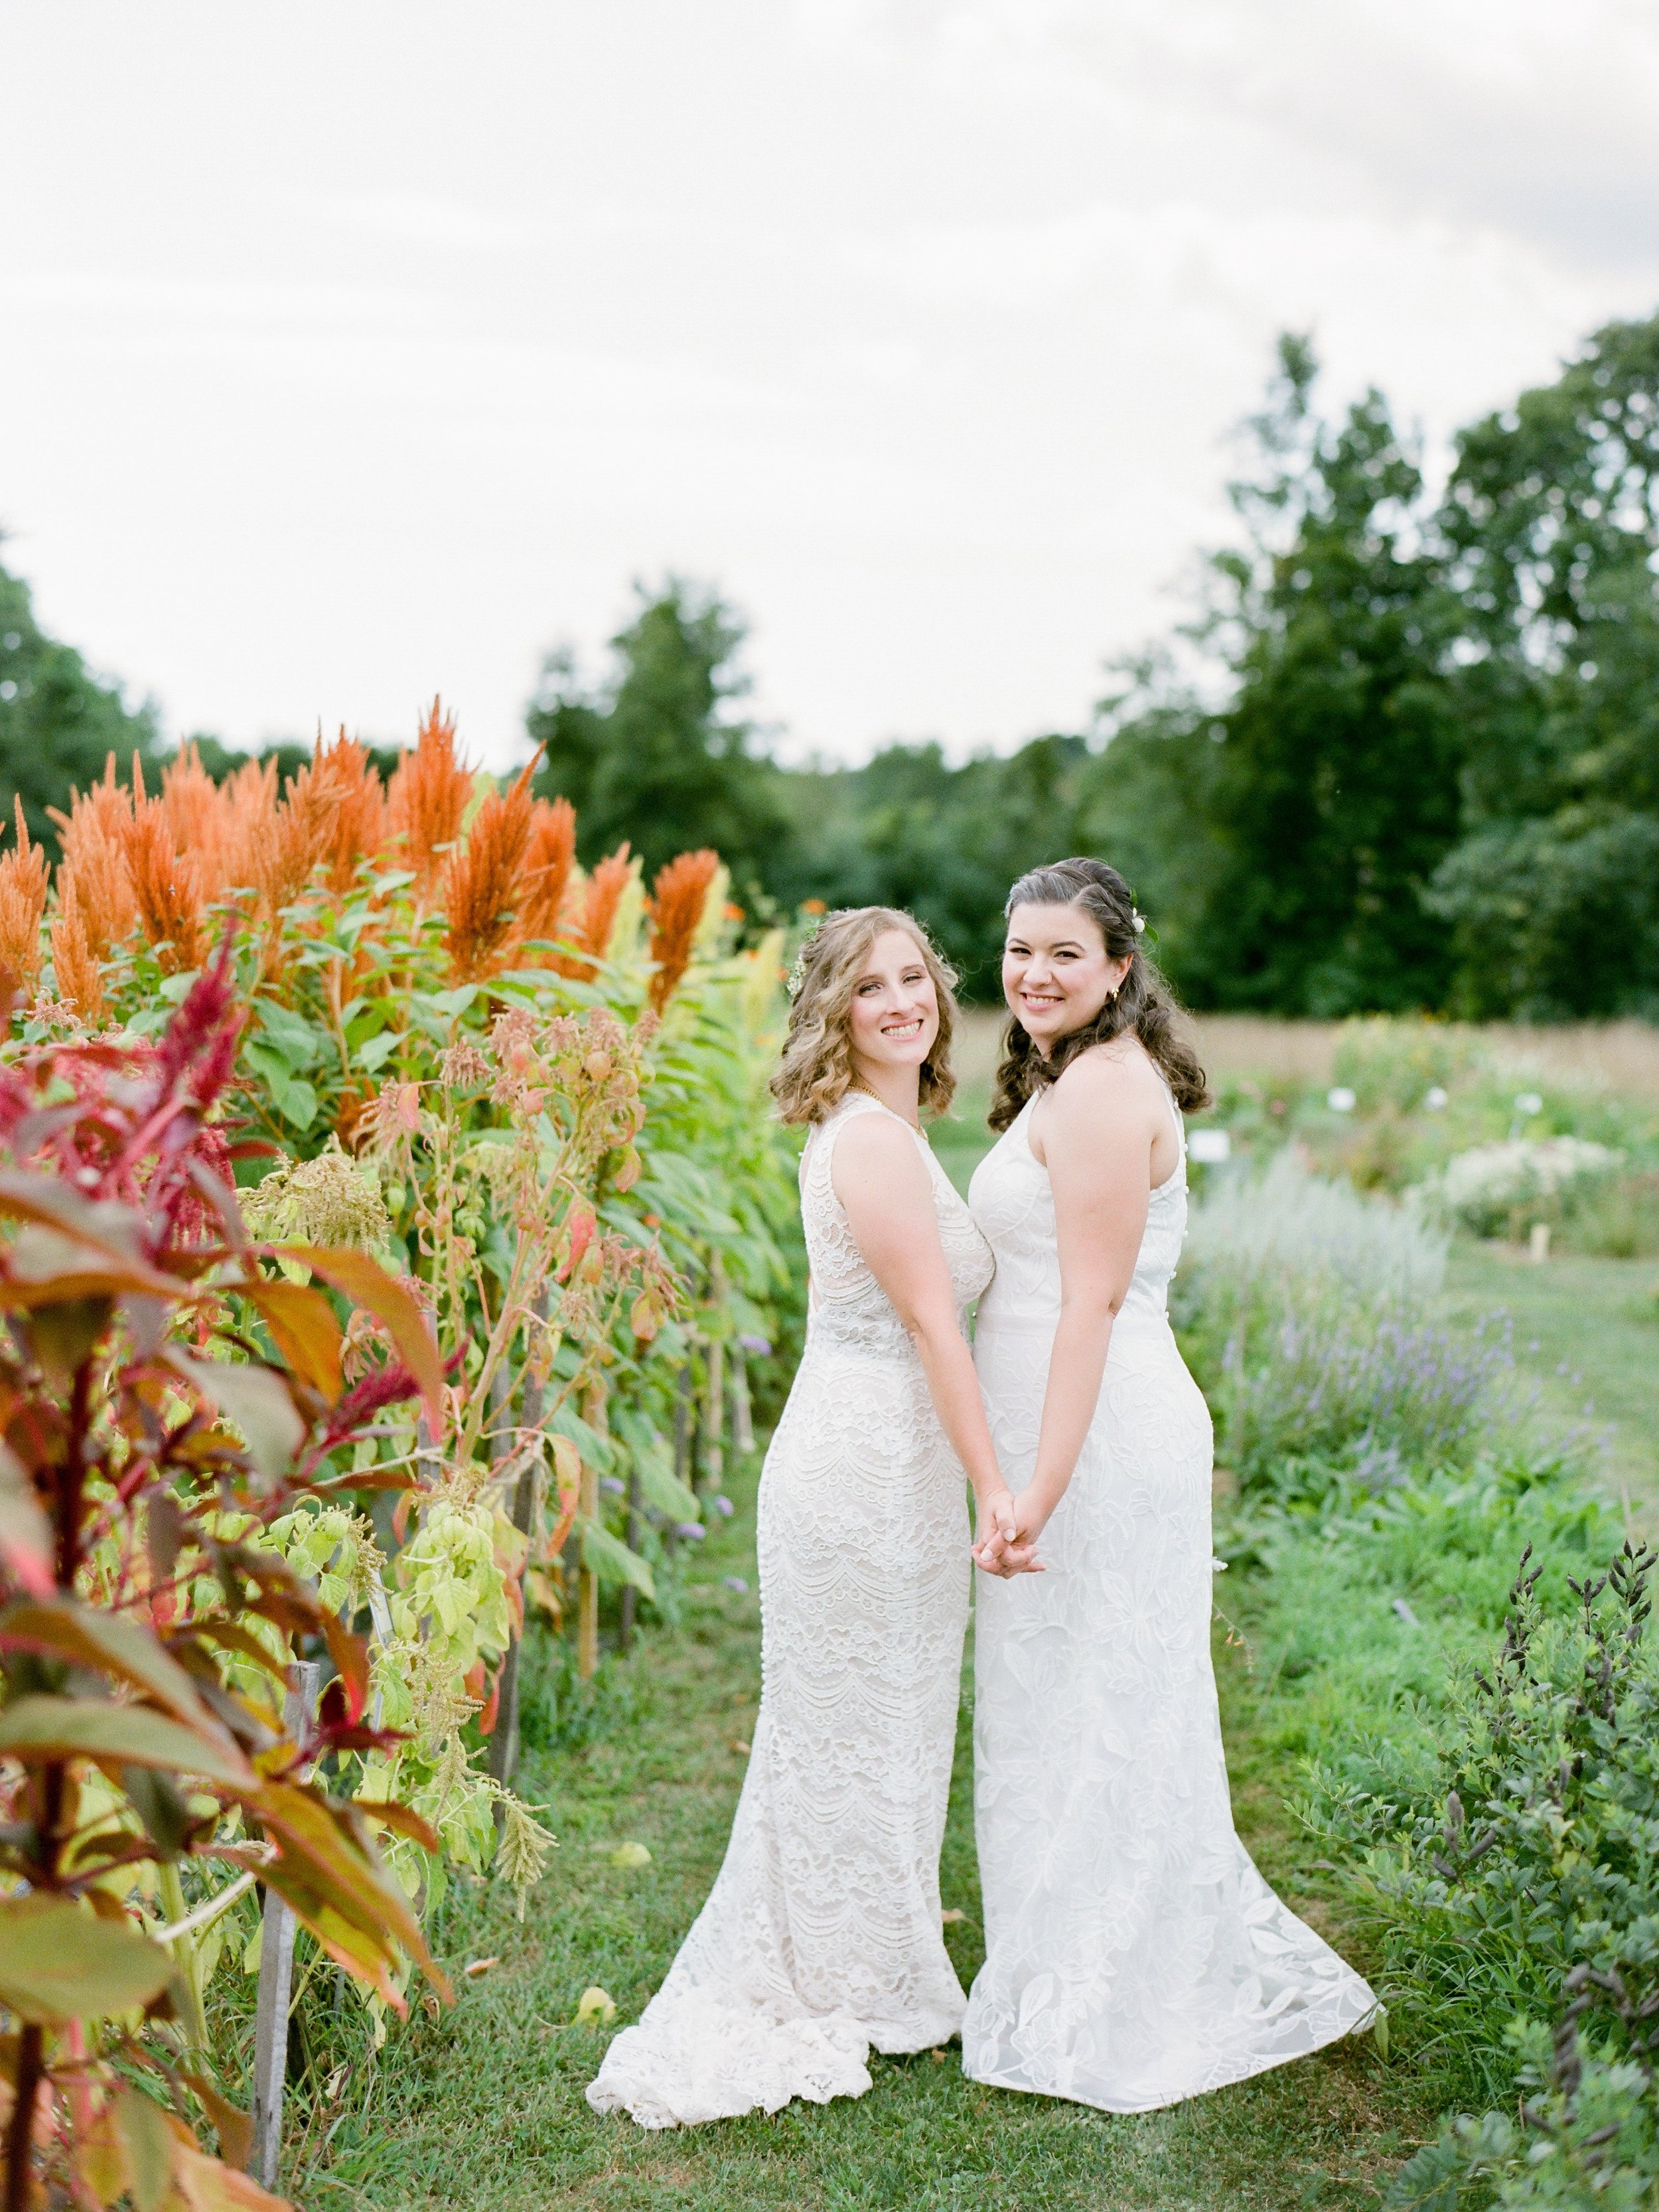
[0,710,802,2209]
[1179,1155,1659,2207]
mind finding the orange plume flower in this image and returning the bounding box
[444,762,538,982]
[50,757,139,958]
[315,729,390,895]
[121,765,208,974]
[387,698,472,902]
[514,796,577,955]
[159,744,238,903]
[0,799,48,1000]
[646,848,721,1012]
[565,843,632,979]
[49,877,104,1021]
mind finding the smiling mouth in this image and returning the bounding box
[881,1017,925,1039]
[1019,992,1062,1012]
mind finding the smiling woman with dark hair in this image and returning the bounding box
[964,857,1377,2112]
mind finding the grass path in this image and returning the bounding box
[301,1469,1425,2212]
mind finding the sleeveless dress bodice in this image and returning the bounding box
[963,1080,1376,2112]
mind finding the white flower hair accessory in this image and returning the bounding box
[1131,910,1147,935]
[786,917,826,999]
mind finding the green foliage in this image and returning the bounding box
[0,551,161,855]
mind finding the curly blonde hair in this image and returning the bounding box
[770,907,959,1126]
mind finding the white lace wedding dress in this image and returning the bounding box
[963,1089,1376,2111]
[589,1090,993,2129]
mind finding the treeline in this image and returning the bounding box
[7,309,1659,1017]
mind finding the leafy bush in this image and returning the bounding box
[1311,1540,1659,2085]
[0,952,447,2209]
[1425,1138,1624,1240]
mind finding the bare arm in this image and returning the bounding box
[1011,1056,1158,1544]
[832,1112,1018,1552]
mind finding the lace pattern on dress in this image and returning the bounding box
[588,1092,994,2128]
[962,1086,1376,2112]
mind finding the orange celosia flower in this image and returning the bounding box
[514,796,577,956]
[444,762,538,982]
[0,799,48,999]
[315,729,390,896]
[49,876,104,1021]
[121,776,207,975]
[159,744,238,904]
[646,848,721,1012]
[248,753,343,918]
[50,757,139,958]
[387,698,472,903]
[565,844,632,979]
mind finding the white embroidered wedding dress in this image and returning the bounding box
[962,1087,1376,2111]
[589,1090,994,2129]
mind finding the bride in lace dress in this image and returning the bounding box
[966,858,1376,2112]
[589,908,1011,2130]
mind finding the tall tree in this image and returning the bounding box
[1427,312,1659,1017]
[1091,338,1461,1015]
[526,580,793,903]
[0,552,162,855]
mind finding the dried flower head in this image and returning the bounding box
[496,1793,557,1917]
[439,1041,491,1091]
[244,1138,393,1251]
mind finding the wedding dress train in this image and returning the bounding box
[963,1090,1376,2111]
[588,1091,993,2128]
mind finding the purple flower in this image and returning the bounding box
[738,1334,772,1357]
[675,1520,707,1541]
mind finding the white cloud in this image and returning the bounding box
[0,0,1655,769]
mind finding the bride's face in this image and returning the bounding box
[1003,901,1130,1055]
[847,928,940,1076]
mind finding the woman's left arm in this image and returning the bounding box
[1007,1059,1153,1546]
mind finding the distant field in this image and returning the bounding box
[950,1007,1659,1102]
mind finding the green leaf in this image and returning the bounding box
[0,1597,231,1737]
[354,1031,400,1073]
[115,2088,176,2212]
[609,1414,697,1522]
[242,1043,320,1132]
[0,1694,255,1787]
[256,1000,327,1071]
[0,1894,174,2024]
[550,1403,614,1473]
[166,1353,305,1480]
[577,1514,655,1601]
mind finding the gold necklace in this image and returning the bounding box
[849,1080,921,1131]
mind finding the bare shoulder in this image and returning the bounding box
[828,1105,929,1189]
[1049,1041,1163,1120]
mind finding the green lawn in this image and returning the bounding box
[1439,1244,1659,1522]
[290,1467,1424,2212]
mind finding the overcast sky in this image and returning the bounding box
[5,0,1659,770]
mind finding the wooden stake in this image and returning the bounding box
[577,1381,607,1680]
[252,1659,319,2193]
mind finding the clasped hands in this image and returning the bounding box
[972,1486,1046,1580]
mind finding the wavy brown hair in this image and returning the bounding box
[771,907,960,1126]
[989,858,1210,1131]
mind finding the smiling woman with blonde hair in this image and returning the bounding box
[589,905,1021,2131]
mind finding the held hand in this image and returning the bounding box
[972,1487,1045,1579]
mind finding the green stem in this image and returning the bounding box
[157,1861,210,2053]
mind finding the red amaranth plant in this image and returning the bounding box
[0,944,449,2212]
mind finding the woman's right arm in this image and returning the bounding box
[831,1114,1024,1564]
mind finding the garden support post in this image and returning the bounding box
[578,1382,607,1679]
[701,1337,725,1503]
[732,1348,753,1457]
[490,1301,547,1793]
[619,1461,642,1652]
[253,1659,319,2193]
